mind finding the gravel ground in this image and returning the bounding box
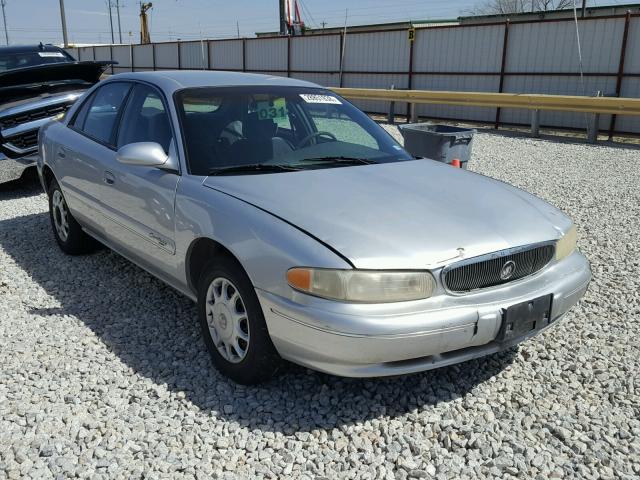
[1,133,639,480]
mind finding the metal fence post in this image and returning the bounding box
[287,36,291,77]
[338,32,344,87]
[608,11,631,140]
[407,27,415,122]
[242,38,246,72]
[494,20,510,129]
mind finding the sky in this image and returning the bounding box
[0,0,625,45]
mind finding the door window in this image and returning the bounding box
[78,82,131,145]
[117,84,173,154]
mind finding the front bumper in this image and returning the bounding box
[258,251,591,377]
[0,151,37,184]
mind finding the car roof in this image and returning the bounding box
[0,44,68,54]
[108,70,322,93]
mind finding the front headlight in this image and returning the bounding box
[287,268,436,303]
[555,225,577,261]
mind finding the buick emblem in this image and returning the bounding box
[500,260,516,280]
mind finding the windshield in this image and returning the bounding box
[0,50,73,73]
[175,86,412,175]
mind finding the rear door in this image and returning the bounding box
[54,81,132,234]
[100,82,180,273]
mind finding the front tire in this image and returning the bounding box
[198,256,282,385]
[48,179,99,255]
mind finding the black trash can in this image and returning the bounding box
[399,123,476,169]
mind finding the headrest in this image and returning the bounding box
[243,112,277,140]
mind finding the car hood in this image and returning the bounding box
[203,160,571,269]
[0,61,112,105]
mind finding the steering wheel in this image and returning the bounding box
[297,131,337,148]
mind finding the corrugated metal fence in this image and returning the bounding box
[67,13,640,135]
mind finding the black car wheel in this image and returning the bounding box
[48,179,99,255]
[198,256,282,385]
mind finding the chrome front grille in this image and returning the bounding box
[442,243,555,293]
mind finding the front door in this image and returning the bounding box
[100,83,180,275]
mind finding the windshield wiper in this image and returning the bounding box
[297,156,378,165]
[208,164,301,176]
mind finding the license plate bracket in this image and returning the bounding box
[498,294,553,342]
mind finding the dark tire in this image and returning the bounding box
[198,256,282,385]
[48,179,99,255]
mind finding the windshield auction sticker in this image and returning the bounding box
[256,98,288,120]
[299,94,342,105]
[38,52,66,58]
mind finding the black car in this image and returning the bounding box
[0,44,111,184]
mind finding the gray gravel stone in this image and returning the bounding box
[1,131,639,479]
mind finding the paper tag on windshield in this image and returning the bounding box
[38,52,65,58]
[299,94,342,105]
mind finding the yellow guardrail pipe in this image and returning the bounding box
[330,88,640,116]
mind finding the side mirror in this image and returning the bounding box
[116,142,168,167]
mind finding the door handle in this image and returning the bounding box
[103,171,115,185]
[57,147,66,158]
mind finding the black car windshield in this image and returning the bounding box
[0,50,73,72]
[175,86,412,175]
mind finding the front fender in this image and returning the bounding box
[174,176,352,299]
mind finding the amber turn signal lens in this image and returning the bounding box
[287,268,311,291]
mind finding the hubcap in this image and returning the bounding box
[52,190,70,242]
[205,277,250,363]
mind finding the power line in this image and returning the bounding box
[116,0,122,43]
[1,0,9,45]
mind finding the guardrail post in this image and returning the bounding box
[531,109,540,137]
[587,91,602,144]
[587,114,600,143]
[410,104,418,123]
[388,84,395,124]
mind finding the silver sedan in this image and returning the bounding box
[37,71,591,384]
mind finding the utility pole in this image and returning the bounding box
[581,0,587,18]
[59,0,69,47]
[279,0,287,35]
[116,0,123,43]
[140,1,152,44]
[1,0,8,45]
[108,1,115,43]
